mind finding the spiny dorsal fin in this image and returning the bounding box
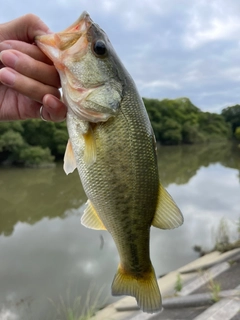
[81,200,106,230]
[63,139,77,175]
[152,183,183,229]
[83,125,96,166]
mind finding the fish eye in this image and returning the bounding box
[93,40,107,56]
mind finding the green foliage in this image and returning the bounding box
[21,120,68,158]
[0,130,26,163]
[0,97,237,166]
[0,130,25,153]
[182,122,205,144]
[174,274,183,293]
[0,119,67,166]
[222,104,240,135]
[235,127,240,141]
[144,97,231,145]
[0,121,24,134]
[208,278,221,302]
[19,146,54,166]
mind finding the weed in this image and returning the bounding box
[208,278,221,302]
[48,284,106,320]
[174,274,183,293]
[214,218,230,251]
[236,218,240,240]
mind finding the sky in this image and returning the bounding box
[1,0,240,113]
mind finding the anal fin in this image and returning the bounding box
[152,183,184,229]
[81,200,106,230]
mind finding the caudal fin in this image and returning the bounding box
[111,264,162,314]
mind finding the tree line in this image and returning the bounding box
[0,97,239,166]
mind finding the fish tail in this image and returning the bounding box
[111,263,162,314]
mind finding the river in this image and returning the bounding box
[0,142,239,319]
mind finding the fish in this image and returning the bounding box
[35,11,183,314]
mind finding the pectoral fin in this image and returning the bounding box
[83,126,96,166]
[81,200,106,230]
[63,139,77,175]
[152,184,183,229]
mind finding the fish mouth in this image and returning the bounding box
[35,12,114,123]
[63,11,92,33]
[35,11,93,62]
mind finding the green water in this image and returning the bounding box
[0,143,239,319]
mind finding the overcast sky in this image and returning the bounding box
[1,0,240,113]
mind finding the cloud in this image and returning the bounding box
[139,80,181,91]
[183,1,240,49]
[0,309,18,320]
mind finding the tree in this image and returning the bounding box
[144,97,230,145]
[235,127,240,141]
[0,130,26,164]
[19,146,54,166]
[222,105,240,135]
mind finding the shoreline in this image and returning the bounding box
[91,248,240,320]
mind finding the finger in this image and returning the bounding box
[0,40,53,64]
[0,14,51,43]
[0,67,60,103]
[42,94,67,122]
[0,90,42,121]
[0,50,60,87]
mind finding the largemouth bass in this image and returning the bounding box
[36,12,183,313]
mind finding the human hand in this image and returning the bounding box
[0,14,67,122]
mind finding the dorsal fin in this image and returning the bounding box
[81,200,106,230]
[152,183,183,229]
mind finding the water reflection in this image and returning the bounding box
[0,142,239,237]
[0,143,239,319]
[157,142,240,186]
[0,167,86,236]
[0,212,114,319]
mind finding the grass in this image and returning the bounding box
[48,284,106,320]
[214,218,230,251]
[195,217,240,256]
[208,278,221,302]
[174,274,183,293]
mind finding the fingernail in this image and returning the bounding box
[45,95,59,109]
[0,51,18,68]
[0,68,16,86]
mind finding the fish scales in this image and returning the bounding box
[35,11,183,313]
[68,83,158,273]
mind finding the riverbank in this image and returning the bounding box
[91,248,240,320]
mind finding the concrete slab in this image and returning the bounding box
[179,262,230,296]
[193,298,240,320]
[90,249,240,320]
[193,285,240,320]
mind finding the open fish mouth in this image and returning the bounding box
[35,12,120,123]
[35,11,92,58]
